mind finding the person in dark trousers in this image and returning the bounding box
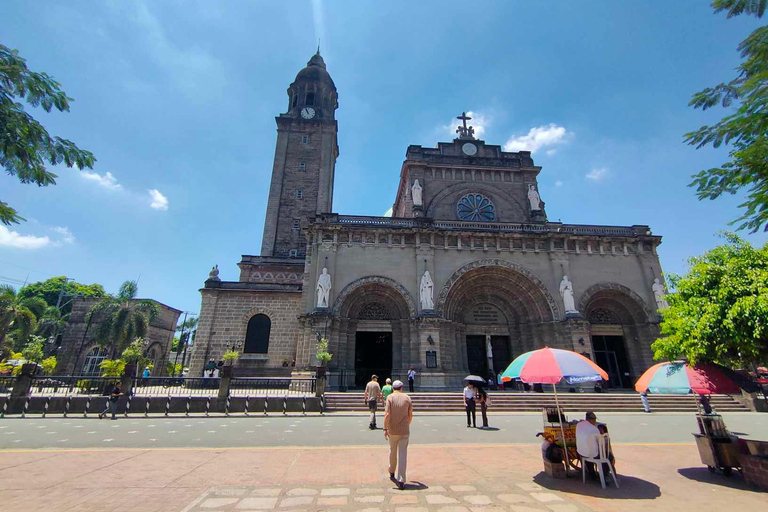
[407,366,416,393]
[99,381,123,420]
[463,382,477,427]
[364,375,382,429]
[477,386,490,428]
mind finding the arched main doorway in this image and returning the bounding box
[439,260,559,381]
[581,284,653,388]
[333,277,415,388]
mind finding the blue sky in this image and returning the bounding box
[1,1,766,318]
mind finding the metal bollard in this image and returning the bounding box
[264,396,268,416]
[43,396,51,418]
[283,396,287,415]
[22,396,30,418]
[64,396,72,418]
[124,395,132,417]
[244,395,250,416]
[145,396,151,417]
[186,396,191,417]
[302,396,306,416]
[84,396,91,418]
[320,394,325,415]
[225,393,231,417]
[165,395,171,417]
[1,396,7,418]
[205,396,211,417]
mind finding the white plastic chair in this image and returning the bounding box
[582,433,619,489]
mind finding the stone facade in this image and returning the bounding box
[189,53,667,390]
[56,297,181,376]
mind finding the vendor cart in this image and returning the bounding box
[693,413,741,476]
[542,407,580,473]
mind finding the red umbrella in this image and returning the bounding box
[635,361,749,395]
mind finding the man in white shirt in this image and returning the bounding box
[407,367,416,392]
[462,383,477,428]
[576,411,600,459]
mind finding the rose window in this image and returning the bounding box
[457,194,496,221]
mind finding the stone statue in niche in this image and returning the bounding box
[316,268,332,308]
[420,270,434,310]
[527,184,541,211]
[652,278,669,310]
[559,275,578,314]
[208,264,220,282]
[412,179,423,207]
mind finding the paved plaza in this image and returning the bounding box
[0,412,767,511]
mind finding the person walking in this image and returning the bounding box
[364,374,382,429]
[407,366,416,392]
[382,378,394,401]
[463,382,477,428]
[384,380,413,490]
[99,381,123,420]
[477,386,490,428]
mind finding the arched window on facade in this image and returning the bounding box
[82,346,108,376]
[244,314,271,354]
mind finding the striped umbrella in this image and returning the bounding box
[501,348,608,475]
[635,361,744,395]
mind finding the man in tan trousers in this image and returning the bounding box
[384,380,413,490]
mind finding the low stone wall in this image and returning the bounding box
[740,453,768,491]
[0,395,322,416]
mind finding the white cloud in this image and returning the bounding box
[52,226,75,244]
[0,225,51,250]
[546,149,558,156]
[555,180,564,187]
[444,110,489,139]
[81,170,122,190]
[503,124,573,153]
[586,167,610,182]
[148,189,169,211]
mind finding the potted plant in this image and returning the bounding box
[221,350,240,377]
[315,337,332,377]
[121,337,147,377]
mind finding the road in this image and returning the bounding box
[1,412,767,450]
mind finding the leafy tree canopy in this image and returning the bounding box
[685,1,767,232]
[1,44,95,225]
[18,276,105,312]
[653,232,768,367]
[87,280,158,355]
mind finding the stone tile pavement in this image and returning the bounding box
[182,482,588,512]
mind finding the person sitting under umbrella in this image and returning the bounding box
[577,412,615,481]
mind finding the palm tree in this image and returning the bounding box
[87,280,159,356]
[0,285,45,355]
[35,306,68,340]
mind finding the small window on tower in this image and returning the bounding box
[305,92,315,106]
[296,190,303,199]
[289,249,298,258]
[299,162,306,171]
[302,134,309,144]
[292,219,300,230]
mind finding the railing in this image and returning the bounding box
[131,377,219,396]
[28,376,117,396]
[229,377,316,397]
[331,215,643,238]
[0,376,14,396]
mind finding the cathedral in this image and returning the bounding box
[188,52,667,390]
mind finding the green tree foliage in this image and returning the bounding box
[98,359,125,377]
[87,280,159,356]
[121,337,147,364]
[652,233,768,367]
[0,44,96,225]
[18,276,105,312]
[0,284,39,354]
[166,361,182,376]
[40,355,57,375]
[685,1,768,232]
[21,335,45,363]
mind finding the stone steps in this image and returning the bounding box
[324,392,749,413]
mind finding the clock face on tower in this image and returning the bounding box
[301,107,316,119]
[462,143,477,156]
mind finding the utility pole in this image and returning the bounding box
[172,311,188,377]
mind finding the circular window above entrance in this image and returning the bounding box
[457,194,496,222]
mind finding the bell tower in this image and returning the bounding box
[260,51,339,258]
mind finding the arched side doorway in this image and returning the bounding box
[333,277,415,388]
[439,261,559,381]
[580,283,653,388]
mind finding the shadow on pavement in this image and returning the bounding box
[677,467,753,491]
[402,482,428,491]
[533,472,661,499]
[478,427,501,431]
